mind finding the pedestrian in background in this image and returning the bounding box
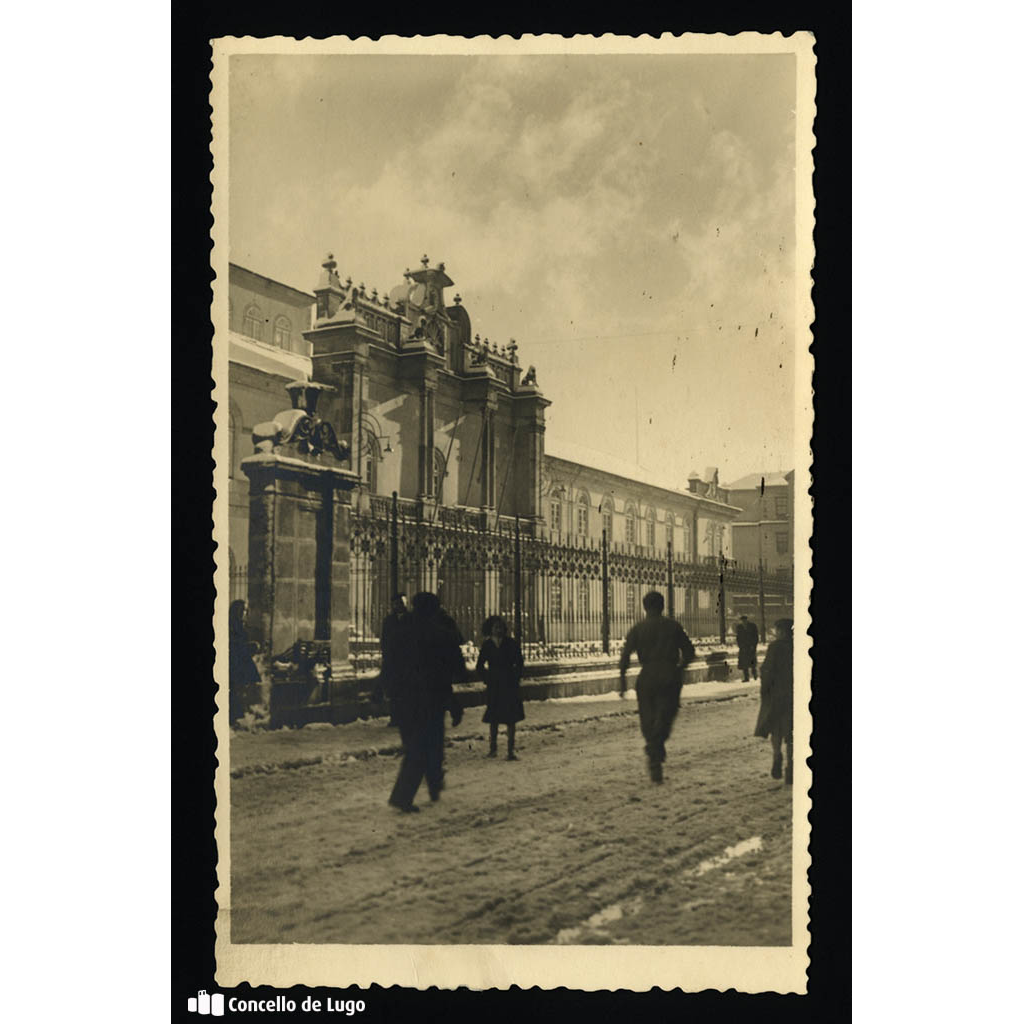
[476,615,525,761]
[754,618,795,784]
[387,592,466,813]
[619,591,696,783]
[375,592,408,726]
[228,599,261,726]
[735,613,760,682]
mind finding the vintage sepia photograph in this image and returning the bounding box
[210,33,815,993]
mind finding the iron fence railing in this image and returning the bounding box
[349,493,794,650]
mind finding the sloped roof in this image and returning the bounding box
[723,471,792,491]
[545,439,739,510]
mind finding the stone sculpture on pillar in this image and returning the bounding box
[241,380,359,726]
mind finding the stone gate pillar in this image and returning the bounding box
[241,381,359,706]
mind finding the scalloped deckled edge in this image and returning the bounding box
[209,31,816,995]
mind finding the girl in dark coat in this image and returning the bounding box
[754,618,794,783]
[476,615,525,761]
[229,600,262,725]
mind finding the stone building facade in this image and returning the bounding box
[543,455,737,558]
[305,253,549,527]
[722,470,795,571]
[226,264,315,582]
[225,255,744,623]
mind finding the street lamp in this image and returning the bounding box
[757,478,767,639]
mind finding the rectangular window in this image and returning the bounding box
[550,502,561,534]
[774,496,788,518]
[577,506,588,536]
[646,521,656,548]
[626,587,637,620]
[625,517,636,545]
[666,524,673,549]
[602,511,612,539]
[776,531,788,554]
[578,580,589,618]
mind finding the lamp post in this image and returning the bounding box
[718,549,729,645]
[758,478,767,639]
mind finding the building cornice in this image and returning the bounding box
[229,331,312,380]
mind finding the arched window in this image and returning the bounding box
[600,496,614,541]
[665,512,675,549]
[645,508,657,549]
[433,448,447,503]
[681,521,691,560]
[576,492,590,536]
[243,304,262,340]
[273,315,292,349]
[549,485,566,535]
[705,521,725,556]
[364,435,381,494]
[624,503,637,546]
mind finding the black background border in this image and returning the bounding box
[172,5,851,1019]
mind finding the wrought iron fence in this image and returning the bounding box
[349,493,794,651]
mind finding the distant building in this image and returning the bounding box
[722,470,795,571]
[226,264,315,578]
[545,449,737,560]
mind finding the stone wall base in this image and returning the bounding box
[266,656,751,729]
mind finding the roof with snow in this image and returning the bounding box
[722,471,792,491]
[545,439,740,510]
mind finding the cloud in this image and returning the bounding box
[230,53,800,483]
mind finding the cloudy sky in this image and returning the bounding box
[228,52,798,489]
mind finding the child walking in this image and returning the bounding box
[476,615,525,760]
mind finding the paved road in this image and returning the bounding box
[229,690,793,946]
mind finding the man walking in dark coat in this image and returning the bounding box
[387,591,466,813]
[619,591,696,783]
[754,618,794,784]
[735,614,760,681]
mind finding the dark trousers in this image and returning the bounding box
[739,650,758,681]
[489,721,516,753]
[389,710,445,807]
[636,675,683,764]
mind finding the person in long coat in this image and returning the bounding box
[387,592,466,813]
[476,615,525,760]
[735,614,759,681]
[619,591,696,783]
[375,593,408,726]
[754,618,794,783]
[228,600,261,725]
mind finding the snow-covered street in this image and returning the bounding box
[228,684,793,946]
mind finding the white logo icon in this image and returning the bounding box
[187,990,225,1016]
